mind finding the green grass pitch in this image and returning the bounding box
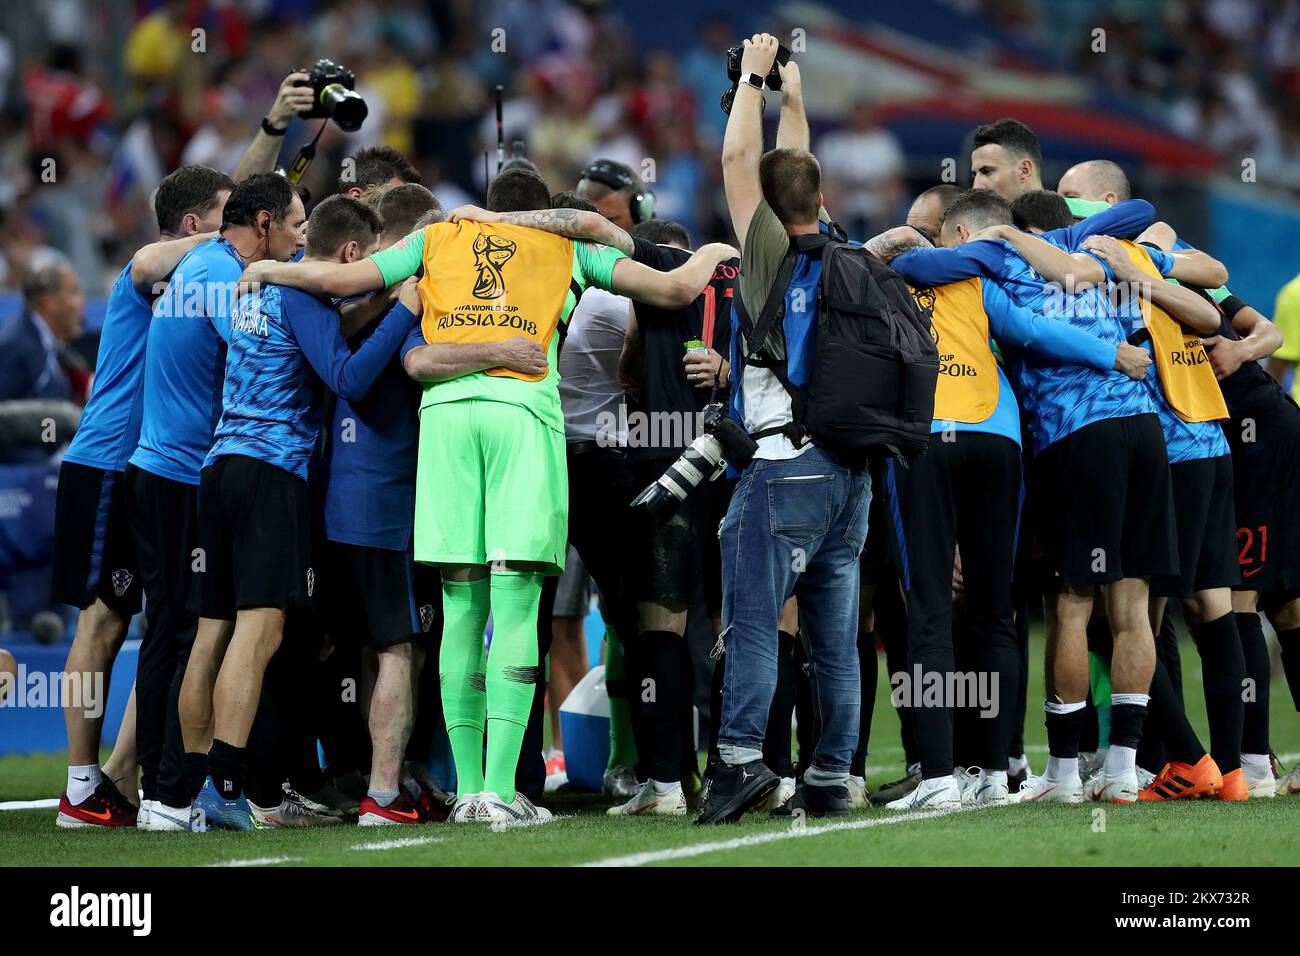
[4,631,1300,867]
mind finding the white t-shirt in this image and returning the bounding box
[558,288,629,445]
[740,365,809,461]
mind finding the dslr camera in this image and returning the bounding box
[295,58,368,132]
[631,403,758,517]
[720,41,791,115]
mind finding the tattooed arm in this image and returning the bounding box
[445,205,634,256]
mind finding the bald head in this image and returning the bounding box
[907,184,963,242]
[1057,160,1131,205]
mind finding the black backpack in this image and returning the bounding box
[738,226,939,465]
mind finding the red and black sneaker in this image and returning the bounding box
[416,784,454,823]
[56,779,138,829]
[358,791,426,827]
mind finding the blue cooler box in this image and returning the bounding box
[558,664,609,792]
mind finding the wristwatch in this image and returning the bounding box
[742,72,765,91]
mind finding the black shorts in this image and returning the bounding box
[1037,414,1177,589]
[51,461,143,616]
[1229,406,1300,597]
[319,540,441,648]
[1152,455,1240,598]
[631,458,731,616]
[191,455,314,620]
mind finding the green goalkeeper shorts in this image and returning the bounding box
[414,398,568,574]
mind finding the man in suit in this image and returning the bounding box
[0,259,87,404]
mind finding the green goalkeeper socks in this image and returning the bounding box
[604,624,638,771]
[483,571,544,803]
[440,577,491,796]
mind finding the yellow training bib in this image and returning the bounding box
[417,221,574,382]
[1115,239,1227,423]
[909,277,999,424]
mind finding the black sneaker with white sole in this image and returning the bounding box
[695,759,778,825]
[869,762,922,805]
[770,780,850,819]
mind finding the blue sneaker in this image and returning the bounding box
[193,776,260,831]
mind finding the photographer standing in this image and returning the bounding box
[696,35,870,824]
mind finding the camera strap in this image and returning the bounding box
[737,243,795,364]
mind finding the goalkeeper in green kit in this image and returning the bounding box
[242,168,735,823]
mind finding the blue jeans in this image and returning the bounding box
[717,447,871,775]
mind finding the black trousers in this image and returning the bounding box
[876,576,917,768]
[560,445,651,778]
[124,466,199,806]
[886,432,1022,778]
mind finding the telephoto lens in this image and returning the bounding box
[630,432,729,517]
[630,403,757,516]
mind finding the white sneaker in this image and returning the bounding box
[1016,772,1084,804]
[1243,762,1276,798]
[954,766,979,800]
[140,800,193,831]
[886,776,962,811]
[450,792,486,823]
[602,766,639,800]
[137,799,153,829]
[1084,768,1138,803]
[1078,749,1108,780]
[250,791,343,827]
[481,791,553,826]
[964,773,1010,806]
[758,776,796,812]
[607,780,688,816]
[1277,763,1300,796]
[846,775,868,809]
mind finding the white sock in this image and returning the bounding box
[1242,753,1271,769]
[1009,753,1027,775]
[650,779,678,795]
[67,764,102,805]
[978,769,1008,786]
[1104,745,1137,776]
[1045,756,1078,780]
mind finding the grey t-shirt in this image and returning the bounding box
[558,288,631,444]
[737,200,831,328]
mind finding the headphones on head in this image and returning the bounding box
[580,159,656,224]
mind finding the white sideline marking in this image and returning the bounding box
[576,805,975,867]
[205,855,301,867]
[349,836,441,851]
[0,798,59,811]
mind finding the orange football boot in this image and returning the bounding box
[1138,755,1223,801]
[1212,767,1249,801]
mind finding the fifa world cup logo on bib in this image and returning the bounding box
[472,233,517,299]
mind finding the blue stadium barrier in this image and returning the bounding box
[0,638,136,756]
[1210,187,1300,314]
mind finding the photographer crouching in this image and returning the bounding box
[696,35,886,824]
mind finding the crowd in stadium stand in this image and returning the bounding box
[0,0,1299,301]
